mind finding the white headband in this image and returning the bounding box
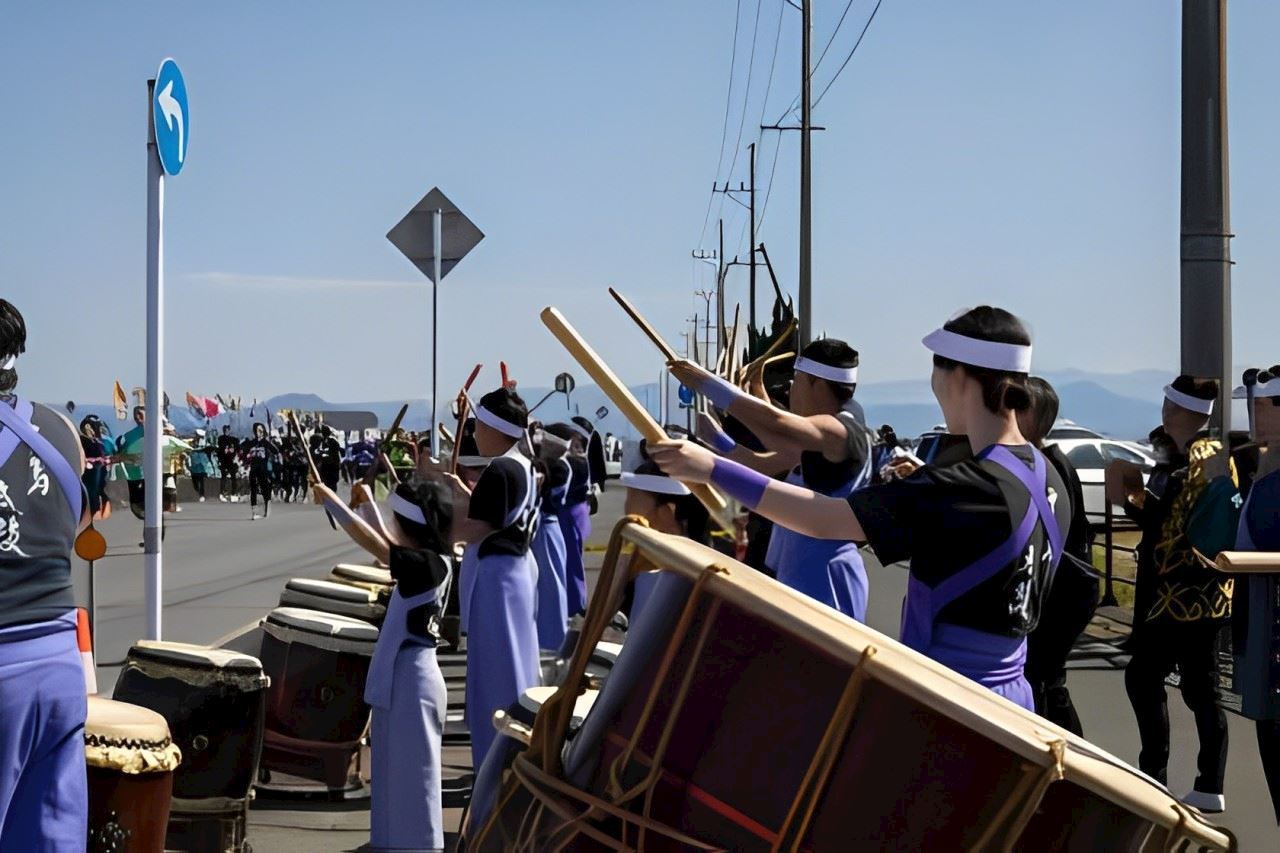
[794,356,858,385]
[921,328,1032,373]
[1233,377,1280,400]
[0,356,14,370]
[475,404,525,439]
[563,421,591,440]
[389,492,426,525]
[620,472,691,497]
[1163,384,1215,416]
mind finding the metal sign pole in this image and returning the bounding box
[432,209,442,457]
[144,78,165,640]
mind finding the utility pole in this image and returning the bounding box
[799,0,813,347]
[1181,0,1232,435]
[748,142,758,334]
[718,219,727,353]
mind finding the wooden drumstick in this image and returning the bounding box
[737,318,798,384]
[608,287,680,362]
[1214,550,1280,574]
[540,306,735,533]
[287,412,322,488]
[359,403,409,493]
[449,363,485,474]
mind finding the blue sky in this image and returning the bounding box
[4,1,1279,407]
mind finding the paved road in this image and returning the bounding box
[78,487,1276,851]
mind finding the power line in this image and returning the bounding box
[725,0,765,190]
[812,0,884,110]
[699,0,745,248]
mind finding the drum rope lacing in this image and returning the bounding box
[772,645,878,852]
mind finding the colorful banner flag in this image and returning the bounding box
[113,381,127,420]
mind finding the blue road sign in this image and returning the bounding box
[152,59,189,176]
[678,384,695,406]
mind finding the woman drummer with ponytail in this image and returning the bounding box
[650,307,1071,711]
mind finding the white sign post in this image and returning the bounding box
[144,59,188,640]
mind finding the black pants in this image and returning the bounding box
[249,467,272,508]
[1026,561,1099,736]
[127,478,145,519]
[320,464,340,491]
[220,465,239,496]
[191,473,207,498]
[1124,620,1229,794]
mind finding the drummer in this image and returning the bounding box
[651,306,1069,711]
[621,457,710,621]
[669,338,874,620]
[531,426,571,651]
[546,421,593,617]
[309,472,455,851]
[0,299,93,850]
[1230,366,1280,821]
[435,388,541,772]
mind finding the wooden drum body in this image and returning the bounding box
[327,563,394,601]
[258,607,378,789]
[85,695,181,853]
[113,641,268,804]
[466,520,1237,853]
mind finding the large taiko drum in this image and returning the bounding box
[258,607,378,790]
[85,695,181,853]
[327,563,394,600]
[465,521,1237,853]
[279,577,386,625]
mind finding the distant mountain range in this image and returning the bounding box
[57,368,1217,442]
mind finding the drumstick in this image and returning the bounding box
[540,306,735,533]
[314,481,390,564]
[449,363,485,474]
[737,318,798,384]
[608,287,680,362]
[287,412,322,488]
[1214,550,1280,574]
[739,350,796,389]
[500,361,511,389]
[360,403,409,492]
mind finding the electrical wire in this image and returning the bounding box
[812,0,884,110]
[699,0,745,248]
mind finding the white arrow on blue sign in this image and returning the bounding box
[152,58,189,176]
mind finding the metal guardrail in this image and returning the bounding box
[1091,501,1140,608]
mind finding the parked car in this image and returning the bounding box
[1047,438,1156,520]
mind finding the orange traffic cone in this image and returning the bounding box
[76,608,97,695]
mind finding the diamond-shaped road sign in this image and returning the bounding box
[386,187,484,282]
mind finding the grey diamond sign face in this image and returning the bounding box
[386,187,484,283]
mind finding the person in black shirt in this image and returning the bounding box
[0,299,93,848]
[216,425,240,502]
[1110,376,1235,813]
[309,425,342,493]
[79,414,108,517]
[240,422,280,520]
[652,306,1070,712]
[1019,377,1098,735]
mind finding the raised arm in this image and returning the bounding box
[671,359,846,459]
[648,439,864,542]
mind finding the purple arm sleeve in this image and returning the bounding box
[708,426,737,454]
[710,456,770,511]
[692,372,743,411]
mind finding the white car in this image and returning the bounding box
[1047,438,1156,520]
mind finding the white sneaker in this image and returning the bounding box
[198,496,205,503]
[251,512,259,521]
[1181,790,1225,813]
[218,495,227,502]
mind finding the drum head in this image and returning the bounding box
[75,526,107,561]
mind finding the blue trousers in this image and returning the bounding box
[0,611,87,852]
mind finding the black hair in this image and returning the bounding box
[544,422,576,443]
[0,300,25,395]
[799,337,859,402]
[931,306,1032,414]
[392,480,454,555]
[632,460,709,544]
[573,416,607,486]
[478,387,528,432]
[1168,374,1219,416]
[133,405,146,419]
[253,421,267,436]
[1261,366,1280,408]
[1021,376,1060,447]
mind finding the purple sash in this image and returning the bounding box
[899,445,1063,708]
[0,398,82,524]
